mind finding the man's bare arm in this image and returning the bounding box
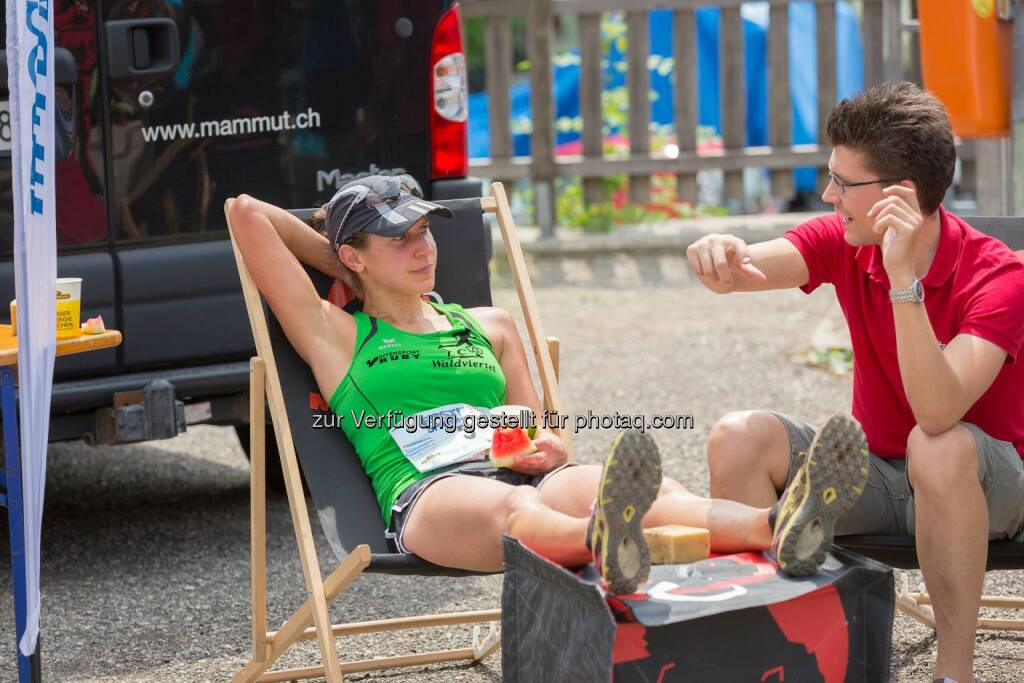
[893,313,1007,434]
[873,185,1009,434]
[686,235,810,293]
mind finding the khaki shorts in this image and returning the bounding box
[773,412,1024,541]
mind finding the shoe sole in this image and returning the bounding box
[774,414,868,576]
[591,431,662,593]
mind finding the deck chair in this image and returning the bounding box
[838,215,1024,634]
[224,183,571,682]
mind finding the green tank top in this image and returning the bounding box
[327,302,507,524]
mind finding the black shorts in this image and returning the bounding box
[384,460,577,554]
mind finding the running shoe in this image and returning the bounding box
[587,430,663,593]
[770,414,869,576]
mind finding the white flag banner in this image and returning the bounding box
[6,0,56,657]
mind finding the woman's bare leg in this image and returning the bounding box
[645,479,773,551]
[538,465,773,552]
[399,475,591,572]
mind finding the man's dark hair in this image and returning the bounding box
[826,81,955,215]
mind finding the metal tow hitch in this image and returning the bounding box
[91,379,185,445]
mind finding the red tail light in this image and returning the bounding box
[430,4,469,179]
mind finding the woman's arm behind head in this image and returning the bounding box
[228,194,356,396]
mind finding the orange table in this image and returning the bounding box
[0,324,121,682]
[0,324,122,366]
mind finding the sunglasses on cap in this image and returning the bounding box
[326,175,452,251]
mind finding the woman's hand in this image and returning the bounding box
[508,430,569,475]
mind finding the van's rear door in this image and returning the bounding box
[102,1,446,373]
[99,1,286,371]
[0,1,117,382]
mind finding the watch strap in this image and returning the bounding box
[889,278,923,304]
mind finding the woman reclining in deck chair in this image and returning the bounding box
[229,175,869,593]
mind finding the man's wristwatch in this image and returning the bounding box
[889,278,925,304]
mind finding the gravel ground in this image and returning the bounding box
[1,275,1022,682]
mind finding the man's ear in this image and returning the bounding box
[899,179,918,194]
[897,179,934,214]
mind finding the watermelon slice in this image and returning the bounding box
[81,315,106,335]
[490,426,537,467]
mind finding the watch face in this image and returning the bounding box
[914,280,925,301]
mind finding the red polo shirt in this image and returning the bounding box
[784,207,1024,459]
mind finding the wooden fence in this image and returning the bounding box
[462,0,1004,232]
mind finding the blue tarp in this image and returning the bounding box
[468,2,864,191]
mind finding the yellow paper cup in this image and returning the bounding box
[55,277,82,339]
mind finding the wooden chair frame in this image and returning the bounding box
[226,183,569,682]
[894,573,1024,633]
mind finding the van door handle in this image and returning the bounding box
[105,18,179,79]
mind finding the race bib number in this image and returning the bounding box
[390,403,494,473]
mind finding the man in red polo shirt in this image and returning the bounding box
[687,81,1024,683]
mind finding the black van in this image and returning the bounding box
[0,1,480,454]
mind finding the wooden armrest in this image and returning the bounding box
[546,337,560,381]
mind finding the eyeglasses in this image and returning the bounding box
[826,172,898,195]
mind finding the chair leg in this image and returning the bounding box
[231,547,371,683]
[266,387,345,679]
[249,358,269,664]
[895,574,1024,632]
[894,574,936,629]
[233,550,505,681]
[472,621,502,661]
[253,642,498,682]
[235,603,502,681]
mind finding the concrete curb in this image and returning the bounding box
[492,211,826,258]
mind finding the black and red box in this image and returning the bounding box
[501,538,894,682]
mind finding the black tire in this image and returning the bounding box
[235,423,287,491]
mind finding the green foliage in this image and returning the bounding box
[792,346,855,376]
[601,87,629,134]
[464,17,486,72]
[555,174,727,233]
[555,180,615,233]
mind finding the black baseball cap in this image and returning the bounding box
[325,175,452,251]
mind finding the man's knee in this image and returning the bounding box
[708,410,785,472]
[907,424,979,497]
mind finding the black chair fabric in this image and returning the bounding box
[964,216,1024,251]
[837,536,1024,571]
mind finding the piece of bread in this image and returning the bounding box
[643,524,711,565]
